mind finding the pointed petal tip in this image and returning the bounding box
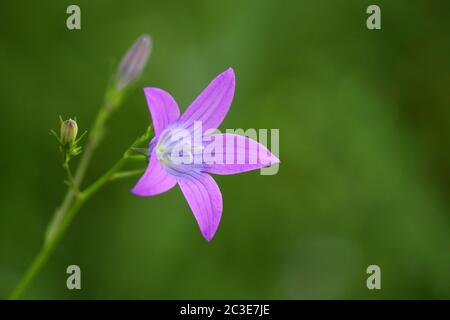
[198,217,219,241]
[142,86,151,94]
[142,87,181,136]
[143,87,176,99]
[143,86,158,94]
[215,67,235,82]
[271,154,280,165]
[202,230,215,242]
[224,67,235,79]
[130,182,176,197]
[130,184,148,197]
[130,187,143,197]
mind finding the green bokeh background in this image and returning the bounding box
[1,0,449,299]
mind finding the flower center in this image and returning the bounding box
[155,127,203,167]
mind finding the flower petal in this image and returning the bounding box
[202,133,280,175]
[177,172,223,241]
[144,87,180,137]
[131,150,177,196]
[178,68,235,132]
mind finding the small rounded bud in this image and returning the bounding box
[60,119,78,145]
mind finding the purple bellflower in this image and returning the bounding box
[132,68,279,241]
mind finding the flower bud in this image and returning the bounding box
[60,119,78,145]
[116,34,152,91]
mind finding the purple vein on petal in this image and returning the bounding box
[131,150,177,196]
[144,87,180,136]
[202,133,280,175]
[177,172,222,241]
[178,68,235,132]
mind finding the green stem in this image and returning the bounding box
[63,162,78,194]
[110,169,145,182]
[126,154,148,162]
[45,89,122,245]
[9,196,85,300]
[8,129,151,300]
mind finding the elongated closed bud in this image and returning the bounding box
[60,119,78,145]
[116,34,152,91]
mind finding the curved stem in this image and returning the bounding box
[45,89,122,245]
[110,169,145,182]
[9,127,152,300]
[9,196,85,300]
[63,162,79,194]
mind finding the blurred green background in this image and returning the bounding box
[0,0,449,299]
